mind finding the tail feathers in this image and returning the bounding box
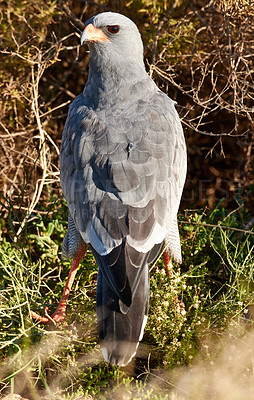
[96,263,149,366]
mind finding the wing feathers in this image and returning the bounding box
[60,76,186,367]
[61,91,186,260]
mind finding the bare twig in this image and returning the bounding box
[150,0,180,76]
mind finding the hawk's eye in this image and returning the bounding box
[107,25,120,34]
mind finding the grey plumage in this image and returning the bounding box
[60,12,187,366]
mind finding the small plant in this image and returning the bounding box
[146,204,254,369]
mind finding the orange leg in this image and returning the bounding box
[162,248,173,278]
[31,245,87,324]
[162,249,186,315]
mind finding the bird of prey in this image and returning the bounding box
[31,12,187,367]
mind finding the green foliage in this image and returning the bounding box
[125,0,176,19]
[1,199,253,398]
[146,204,254,369]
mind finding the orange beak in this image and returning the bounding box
[81,23,110,44]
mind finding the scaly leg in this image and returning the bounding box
[162,248,173,278]
[162,249,186,315]
[31,245,87,324]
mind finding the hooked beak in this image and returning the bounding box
[81,23,110,45]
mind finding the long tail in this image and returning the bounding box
[96,262,149,366]
[92,242,161,366]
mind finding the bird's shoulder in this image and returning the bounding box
[62,79,183,148]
